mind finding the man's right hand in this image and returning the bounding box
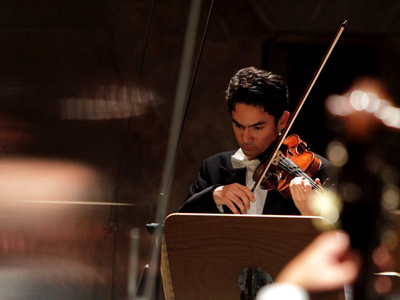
[212,183,255,214]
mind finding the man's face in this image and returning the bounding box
[231,103,288,160]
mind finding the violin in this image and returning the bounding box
[252,134,326,198]
[251,20,347,196]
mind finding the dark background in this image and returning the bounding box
[1,1,400,299]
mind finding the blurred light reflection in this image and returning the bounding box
[350,90,369,111]
[59,86,162,120]
[326,140,348,167]
[326,77,400,130]
[310,191,342,230]
[382,184,400,211]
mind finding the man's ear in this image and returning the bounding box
[277,111,290,131]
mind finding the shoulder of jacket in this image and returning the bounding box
[204,149,238,163]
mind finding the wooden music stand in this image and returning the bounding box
[161,213,338,300]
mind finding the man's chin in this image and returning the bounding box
[242,150,260,160]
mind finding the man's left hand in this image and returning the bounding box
[289,177,320,215]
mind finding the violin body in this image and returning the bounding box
[253,134,322,198]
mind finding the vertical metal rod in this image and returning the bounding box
[138,0,204,299]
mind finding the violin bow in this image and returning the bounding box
[251,20,347,194]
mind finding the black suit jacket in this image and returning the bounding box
[178,149,330,215]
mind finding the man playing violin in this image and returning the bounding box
[178,67,330,216]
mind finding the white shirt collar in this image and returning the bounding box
[231,149,260,170]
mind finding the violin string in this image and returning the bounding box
[279,157,313,182]
[278,157,326,194]
[284,161,325,193]
[278,158,315,184]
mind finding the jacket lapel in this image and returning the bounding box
[219,166,246,185]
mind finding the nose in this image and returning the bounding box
[242,128,253,143]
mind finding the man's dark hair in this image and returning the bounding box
[225,67,289,122]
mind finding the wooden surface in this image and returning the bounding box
[162,213,336,300]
